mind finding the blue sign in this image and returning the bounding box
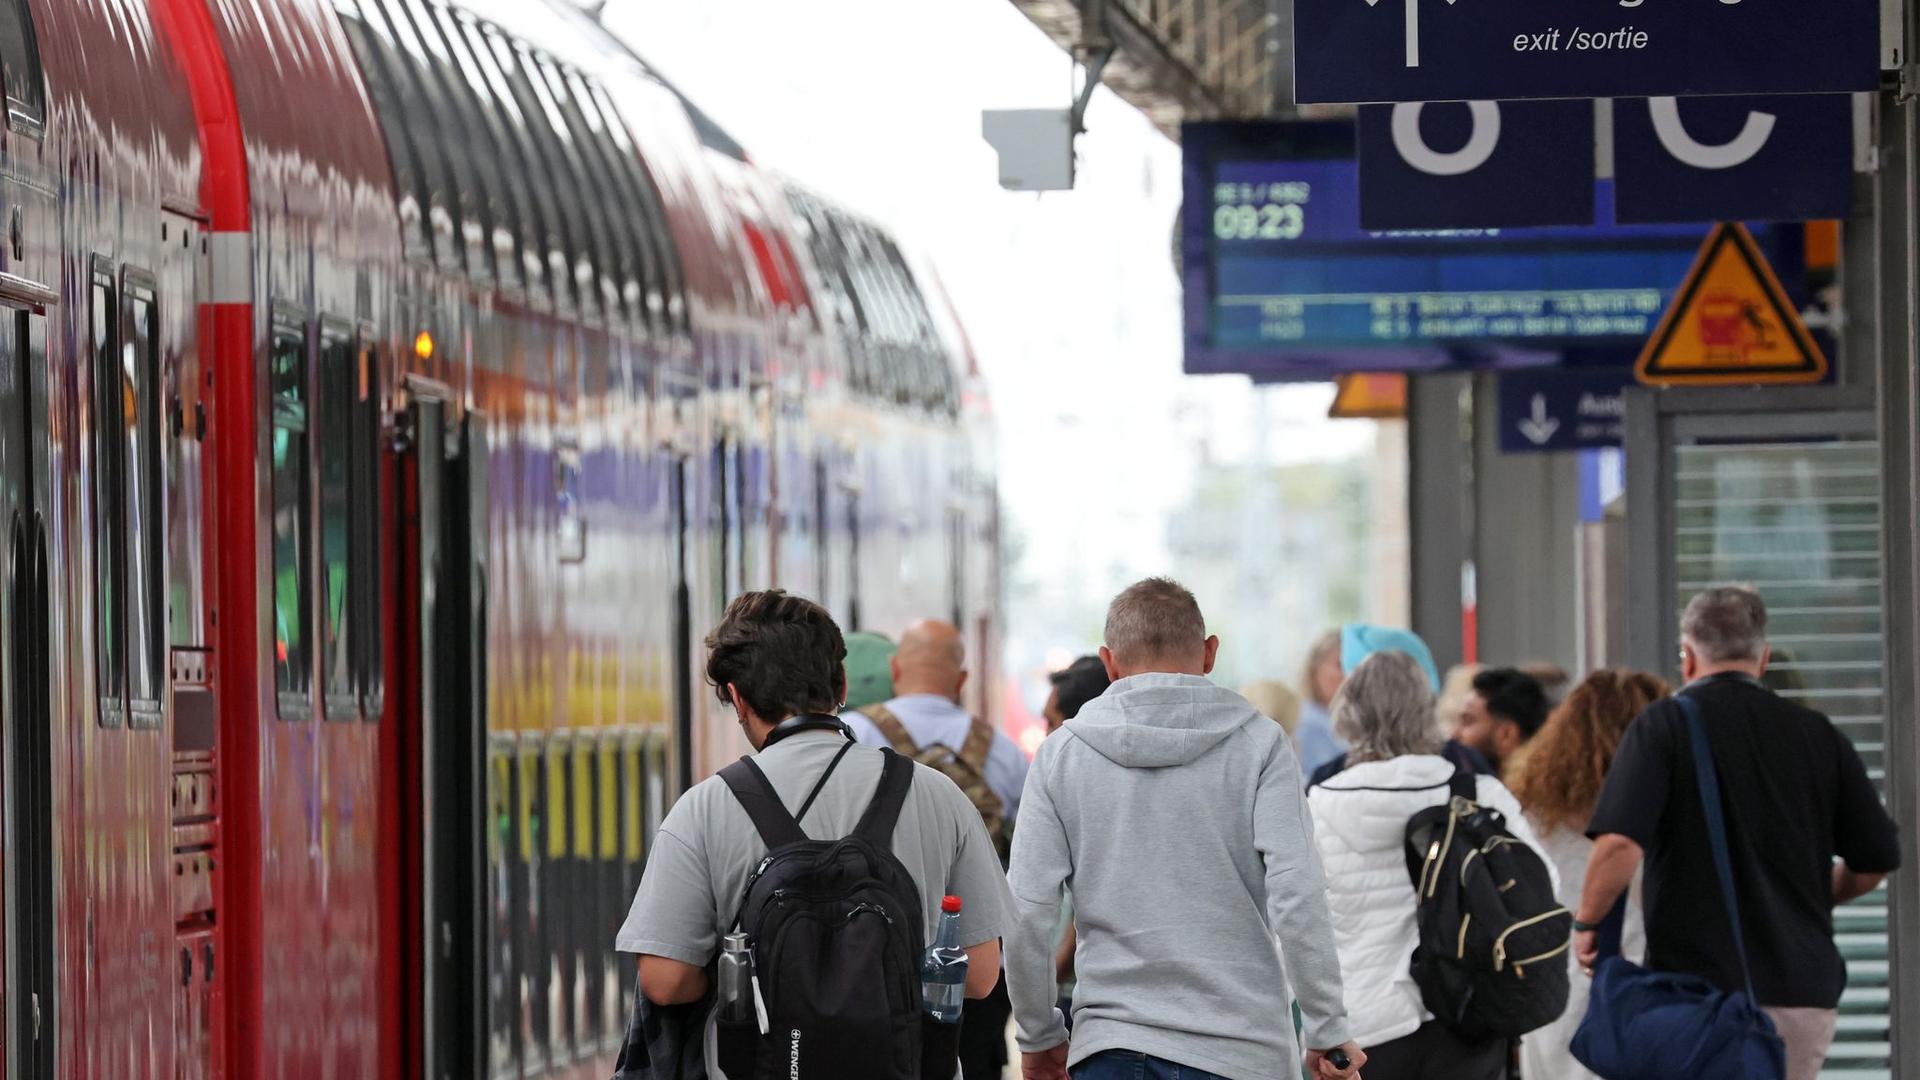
[1614,95,1854,224]
[1496,367,1633,452]
[1359,100,1593,229]
[1181,122,1797,377]
[1294,0,1879,105]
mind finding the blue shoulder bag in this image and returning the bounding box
[1570,694,1787,1080]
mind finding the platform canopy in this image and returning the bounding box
[1008,0,1284,135]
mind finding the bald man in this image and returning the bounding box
[844,619,1030,826]
[844,619,1031,1080]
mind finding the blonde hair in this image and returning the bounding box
[1299,629,1342,707]
[1242,679,1302,736]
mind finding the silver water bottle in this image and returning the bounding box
[718,932,755,1026]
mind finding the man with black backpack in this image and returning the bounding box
[617,591,1014,1079]
[845,618,1030,1080]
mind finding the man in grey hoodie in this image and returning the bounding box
[1005,578,1365,1080]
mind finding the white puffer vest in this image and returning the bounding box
[1306,755,1556,1048]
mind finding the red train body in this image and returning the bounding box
[0,1,998,1076]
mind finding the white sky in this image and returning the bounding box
[604,0,1376,668]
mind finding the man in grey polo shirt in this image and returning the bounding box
[617,590,1013,1076]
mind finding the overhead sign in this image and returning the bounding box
[1294,0,1879,105]
[1359,96,1853,229]
[1497,367,1631,452]
[1358,99,1593,229]
[1635,223,1826,386]
[1330,373,1409,418]
[1181,122,1800,377]
[1613,95,1853,224]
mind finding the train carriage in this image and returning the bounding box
[0,1,999,1076]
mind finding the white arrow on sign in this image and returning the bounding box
[1517,393,1561,446]
[1365,0,1461,69]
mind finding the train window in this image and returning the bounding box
[589,81,688,340]
[122,277,164,725]
[91,266,123,727]
[352,334,384,715]
[571,74,657,334]
[382,0,490,281]
[518,45,615,321]
[453,14,553,300]
[269,314,312,716]
[318,324,356,718]
[483,29,592,313]
[0,0,41,133]
[545,63,641,329]
[337,2,434,261]
[359,0,462,269]
[423,3,526,294]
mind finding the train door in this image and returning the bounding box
[670,450,691,790]
[392,392,486,1080]
[0,284,51,1079]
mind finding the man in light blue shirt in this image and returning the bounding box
[844,619,1030,823]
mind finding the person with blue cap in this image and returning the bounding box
[1303,624,1495,789]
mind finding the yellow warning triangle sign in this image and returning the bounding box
[1636,223,1827,387]
[1328,373,1407,419]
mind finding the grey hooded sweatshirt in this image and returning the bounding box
[1005,673,1351,1080]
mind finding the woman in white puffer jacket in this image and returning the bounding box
[1306,651,1557,1080]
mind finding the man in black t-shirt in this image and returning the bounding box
[1574,586,1900,1080]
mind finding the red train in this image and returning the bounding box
[0,0,999,1076]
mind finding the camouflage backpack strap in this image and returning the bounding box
[858,705,924,758]
[958,716,996,776]
[952,717,1005,822]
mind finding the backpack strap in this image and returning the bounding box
[958,716,996,774]
[853,749,915,845]
[720,756,807,849]
[859,705,924,757]
[1677,692,1759,1003]
[1448,770,1476,806]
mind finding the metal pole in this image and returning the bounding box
[1873,84,1920,1080]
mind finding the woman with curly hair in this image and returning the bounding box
[1504,668,1670,1079]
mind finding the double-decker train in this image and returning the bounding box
[0,0,998,1076]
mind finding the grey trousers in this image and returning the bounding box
[1763,1006,1838,1080]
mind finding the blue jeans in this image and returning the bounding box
[1069,1050,1230,1080]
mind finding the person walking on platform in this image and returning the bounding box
[1294,630,1348,776]
[1574,586,1901,1080]
[616,591,1013,1079]
[1307,650,1556,1080]
[1305,625,1496,788]
[1004,578,1363,1080]
[1038,655,1111,1027]
[1452,667,1550,777]
[845,619,1030,1080]
[1503,669,1668,1080]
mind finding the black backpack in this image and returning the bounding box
[717,745,954,1079]
[1403,772,1572,1041]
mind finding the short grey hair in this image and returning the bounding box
[1104,577,1207,664]
[1681,585,1768,663]
[1333,651,1444,764]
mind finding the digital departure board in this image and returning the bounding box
[1182,122,1797,376]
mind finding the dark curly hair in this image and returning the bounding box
[705,590,847,722]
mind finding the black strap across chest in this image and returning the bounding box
[720,746,914,849]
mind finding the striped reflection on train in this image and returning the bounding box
[0,0,997,1077]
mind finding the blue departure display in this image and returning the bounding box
[1181,122,1795,376]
